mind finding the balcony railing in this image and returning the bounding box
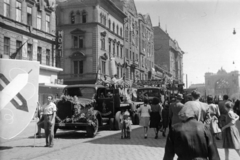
[58,73,98,85]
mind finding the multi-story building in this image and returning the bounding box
[205,68,240,98]
[56,0,126,84]
[0,0,64,104]
[153,25,184,82]
[138,13,154,80]
[112,0,140,82]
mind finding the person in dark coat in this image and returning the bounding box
[169,94,184,129]
[162,99,170,137]
[163,102,220,160]
[149,97,163,139]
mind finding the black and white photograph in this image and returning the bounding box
[1,0,240,159]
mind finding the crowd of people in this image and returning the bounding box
[133,90,240,160]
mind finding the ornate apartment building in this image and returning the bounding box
[0,0,65,104]
[56,0,126,84]
[138,13,154,80]
[153,25,184,82]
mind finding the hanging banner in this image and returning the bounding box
[0,59,39,139]
[109,57,117,77]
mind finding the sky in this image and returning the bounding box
[134,0,240,87]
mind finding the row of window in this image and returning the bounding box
[3,37,51,65]
[70,10,87,24]
[4,0,51,32]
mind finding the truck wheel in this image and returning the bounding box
[86,119,99,137]
[114,111,121,130]
[109,118,114,130]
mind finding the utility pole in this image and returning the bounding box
[186,74,188,89]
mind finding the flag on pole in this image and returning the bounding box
[10,40,29,59]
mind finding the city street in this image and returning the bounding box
[1,120,240,160]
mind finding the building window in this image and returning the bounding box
[4,0,10,18]
[46,14,50,33]
[113,43,115,56]
[37,11,42,30]
[16,41,22,59]
[102,61,106,75]
[126,48,128,59]
[130,51,132,60]
[16,1,22,22]
[27,7,32,26]
[109,41,111,54]
[108,20,111,30]
[117,45,119,57]
[74,61,83,74]
[126,68,129,79]
[46,49,50,65]
[4,37,10,55]
[37,47,42,64]
[27,44,33,60]
[82,10,87,23]
[117,66,119,78]
[73,36,84,48]
[125,28,128,41]
[112,23,115,32]
[71,12,75,24]
[120,28,122,37]
[101,36,105,50]
[120,46,123,58]
[117,25,119,35]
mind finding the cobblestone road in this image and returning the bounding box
[1,120,240,160]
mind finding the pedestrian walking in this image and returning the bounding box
[138,98,151,139]
[169,94,184,129]
[162,99,170,137]
[221,101,240,160]
[149,97,163,139]
[206,95,221,140]
[163,102,220,160]
[35,102,44,138]
[179,91,209,123]
[41,95,57,147]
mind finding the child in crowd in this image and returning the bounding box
[120,109,132,139]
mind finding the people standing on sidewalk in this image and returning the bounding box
[35,102,44,138]
[162,99,170,137]
[206,95,221,140]
[169,94,184,129]
[138,99,151,139]
[149,97,163,139]
[41,96,57,147]
[164,102,220,160]
[221,101,240,160]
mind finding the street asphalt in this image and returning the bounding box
[1,120,240,160]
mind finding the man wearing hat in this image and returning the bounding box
[169,94,184,128]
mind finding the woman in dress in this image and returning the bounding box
[149,97,163,139]
[221,101,240,160]
[138,98,151,139]
[206,95,221,140]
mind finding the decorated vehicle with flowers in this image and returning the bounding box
[54,84,131,137]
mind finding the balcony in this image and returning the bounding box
[131,60,139,68]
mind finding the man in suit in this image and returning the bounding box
[163,102,220,160]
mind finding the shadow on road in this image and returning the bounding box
[0,146,13,150]
[85,127,168,148]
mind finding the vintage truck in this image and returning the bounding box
[54,84,132,137]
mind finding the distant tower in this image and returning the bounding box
[158,16,160,28]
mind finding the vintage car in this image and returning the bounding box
[54,84,132,137]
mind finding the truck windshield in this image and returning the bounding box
[137,89,160,101]
[64,87,96,99]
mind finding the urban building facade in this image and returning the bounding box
[56,0,126,84]
[138,13,155,80]
[205,68,240,98]
[153,25,184,83]
[0,0,64,105]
